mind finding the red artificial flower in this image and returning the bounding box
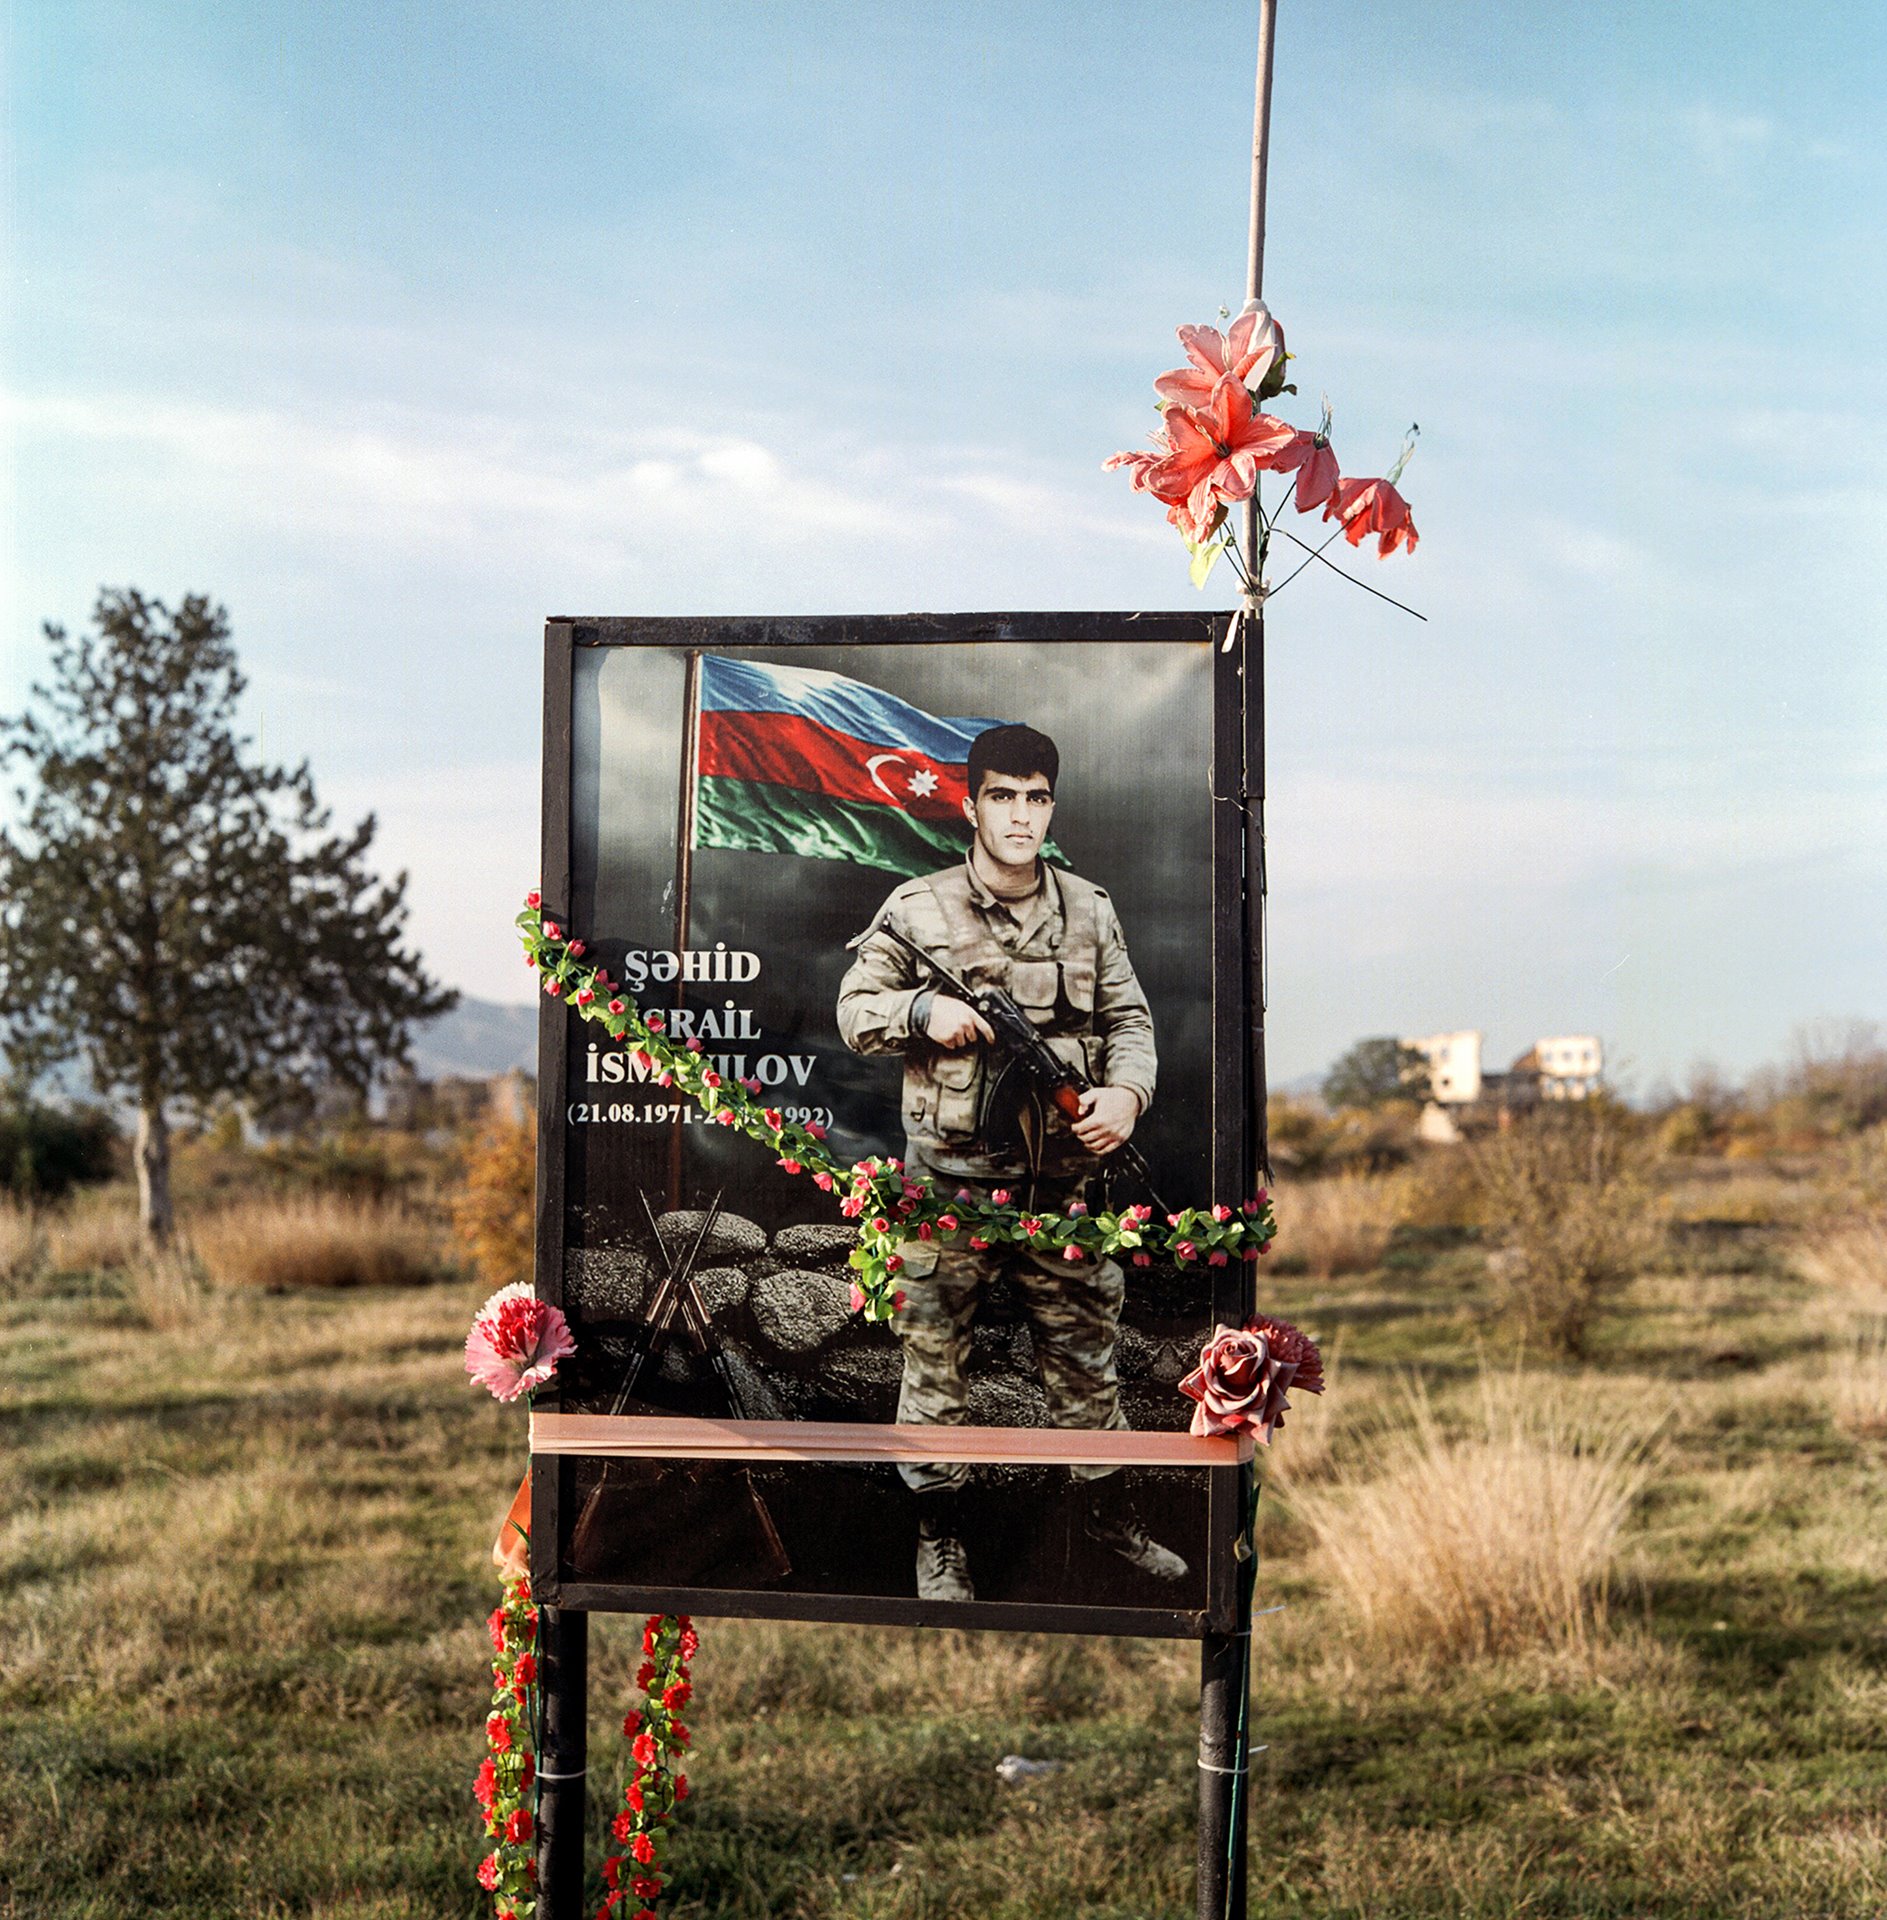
[505,1807,533,1845]
[778,1157,801,1175]
[608,999,625,1015]
[991,1189,1012,1205]
[612,1809,635,1842]
[544,922,562,941]
[625,1780,644,1813]
[1175,1240,1197,1263]
[526,891,542,909]
[763,1107,782,1128]
[1247,1312,1326,1396]
[631,1834,657,1866]
[635,1660,656,1690]
[1151,306,1284,408]
[487,1606,507,1653]
[685,1036,703,1053]
[487,1713,513,1753]
[702,1071,722,1090]
[1067,1200,1087,1217]
[848,1284,867,1312]
[742,1076,762,1095]
[644,1012,664,1032]
[545,979,562,998]
[1292,437,1340,513]
[478,1853,501,1891]
[884,1254,903,1274]
[1132,1252,1152,1267]
[1062,1245,1083,1263]
[969,1235,990,1251]
[520,1753,534,1790]
[938,1213,958,1231]
[1212,1204,1232,1223]
[674,1773,690,1799]
[657,1072,674,1089]
[892,1289,906,1309]
[603,1854,624,1888]
[1208,1250,1228,1267]
[1021,1216,1042,1236]
[670,1721,690,1746]
[621,1709,641,1738]
[569,940,585,957]
[474,1759,497,1810]
[815,1173,834,1193]
[632,1733,657,1767]
[1323,474,1419,556]
[1137,380,1304,543]
[514,1652,536,1685]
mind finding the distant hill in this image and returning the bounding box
[408,997,538,1081]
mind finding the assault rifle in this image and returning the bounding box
[872,919,1169,1215]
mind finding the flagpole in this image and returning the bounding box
[1203,11,1276,1920]
[670,651,703,1208]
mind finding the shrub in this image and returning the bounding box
[1468,1112,1654,1357]
[0,1097,118,1200]
[191,1197,449,1289]
[1303,1377,1654,1669]
[451,1116,536,1291]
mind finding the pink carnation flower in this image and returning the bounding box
[464,1283,577,1403]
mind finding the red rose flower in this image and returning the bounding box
[505,1807,532,1845]
[477,1852,500,1891]
[644,1012,663,1031]
[991,1188,1012,1205]
[543,922,561,941]
[569,940,585,956]
[778,1157,802,1175]
[526,891,542,909]
[1062,1244,1083,1262]
[631,1834,657,1865]
[938,1213,958,1231]
[609,999,625,1015]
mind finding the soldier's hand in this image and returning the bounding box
[925,995,996,1050]
[1073,1085,1140,1154]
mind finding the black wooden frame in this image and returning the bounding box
[531,611,1256,1638]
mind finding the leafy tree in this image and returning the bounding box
[1322,1035,1427,1111]
[0,589,456,1241]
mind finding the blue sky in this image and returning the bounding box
[5,1,1884,1091]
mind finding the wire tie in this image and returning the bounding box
[535,1767,588,1782]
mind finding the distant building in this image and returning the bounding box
[1402,1029,1604,1140]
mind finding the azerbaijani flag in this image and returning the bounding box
[692,658,1007,881]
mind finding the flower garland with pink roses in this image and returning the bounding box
[518,898,1277,1319]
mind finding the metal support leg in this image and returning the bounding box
[537,1604,588,1920]
[1198,1629,1248,1919]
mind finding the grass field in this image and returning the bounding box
[3,1158,1885,1919]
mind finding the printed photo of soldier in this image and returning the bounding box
[837,722,1191,1602]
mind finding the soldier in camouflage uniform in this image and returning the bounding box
[838,723,1189,1602]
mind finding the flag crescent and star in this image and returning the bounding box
[691,657,1059,881]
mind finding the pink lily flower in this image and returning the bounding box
[1152,306,1284,409]
[1323,475,1419,556]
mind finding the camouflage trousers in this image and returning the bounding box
[894,1153,1128,1495]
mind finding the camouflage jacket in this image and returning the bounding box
[836,857,1157,1171]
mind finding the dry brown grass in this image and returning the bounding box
[1826,1323,1887,1440]
[189,1196,452,1290]
[1796,1221,1887,1318]
[42,1191,144,1274]
[121,1246,212,1331]
[1271,1174,1402,1279]
[1300,1377,1656,1671]
[0,1202,38,1283]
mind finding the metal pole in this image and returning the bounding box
[536,1604,589,1920]
[1203,10,1277,1920]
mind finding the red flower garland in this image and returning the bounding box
[596,1614,697,1919]
[476,1571,540,1916]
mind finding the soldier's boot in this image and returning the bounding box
[1082,1472,1189,1583]
[914,1491,975,1603]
